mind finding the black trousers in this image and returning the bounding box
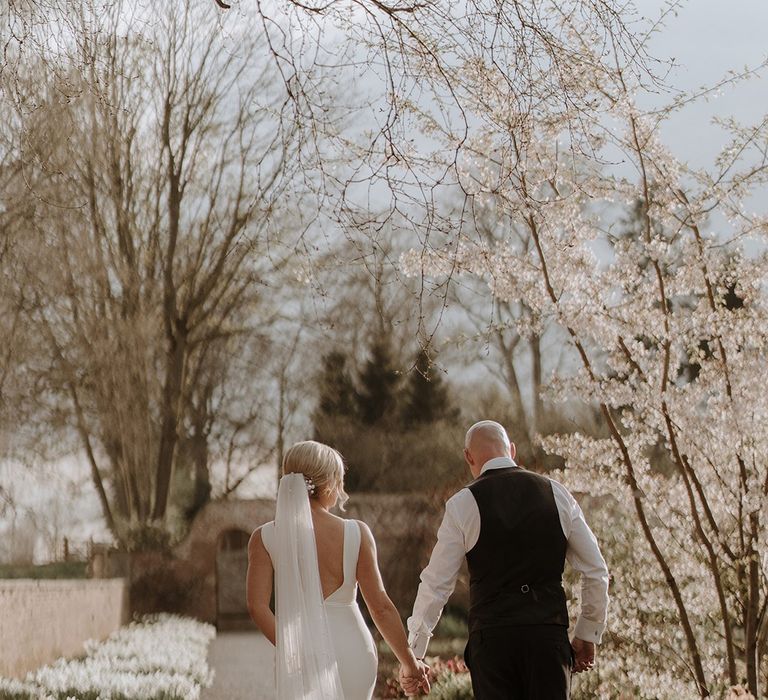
[463,625,573,700]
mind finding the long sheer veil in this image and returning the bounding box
[274,472,344,699]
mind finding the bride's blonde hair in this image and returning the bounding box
[282,440,349,511]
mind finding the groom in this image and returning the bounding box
[401,420,609,699]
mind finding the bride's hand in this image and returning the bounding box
[398,659,431,696]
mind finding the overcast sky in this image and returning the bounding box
[3,0,767,558]
[644,0,768,169]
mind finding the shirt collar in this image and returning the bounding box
[480,456,518,475]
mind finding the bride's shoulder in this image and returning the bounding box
[253,519,275,533]
[346,518,375,544]
[248,520,275,546]
[342,516,367,529]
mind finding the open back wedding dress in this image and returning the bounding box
[261,474,378,699]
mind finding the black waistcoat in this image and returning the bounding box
[466,466,569,634]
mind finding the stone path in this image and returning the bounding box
[202,632,275,700]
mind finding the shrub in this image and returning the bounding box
[434,610,468,640]
[123,524,172,553]
[130,563,200,616]
[0,562,87,580]
[430,671,474,700]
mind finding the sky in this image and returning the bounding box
[2,0,767,561]
[0,457,278,563]
[642,0,768,170]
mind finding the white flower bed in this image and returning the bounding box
[0,614,215,700]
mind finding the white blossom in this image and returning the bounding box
[0,614,215,700]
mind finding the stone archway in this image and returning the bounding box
[215,529,252,630]
[172,498,276,626]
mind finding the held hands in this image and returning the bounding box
[571,637,596,673]
[398,659,431,697]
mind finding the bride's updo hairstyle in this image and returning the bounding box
[282,440,349,511]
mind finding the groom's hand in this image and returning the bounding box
[571,638,596,673]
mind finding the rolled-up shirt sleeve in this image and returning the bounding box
[407,493,469,658]
[563,490,609,643]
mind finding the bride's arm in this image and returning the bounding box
[246,528,276,645]
[356,521,427,684]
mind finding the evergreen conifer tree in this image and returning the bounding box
[314,351,358,429]
[356,335,402,425]
[401,347,458,426]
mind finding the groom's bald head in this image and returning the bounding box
[465,420,510,451]
[464,420,514,477]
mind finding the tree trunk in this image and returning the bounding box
[745,516,761,696]
[152,331,186,521]
[69,383,119,540]
[530,332,544,435]
[495,330,534,460]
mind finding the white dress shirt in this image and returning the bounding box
[407,457,609,658]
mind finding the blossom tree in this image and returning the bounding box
[211,0,655,229]
[399,27,768,695]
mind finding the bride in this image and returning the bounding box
[246,440,430,699]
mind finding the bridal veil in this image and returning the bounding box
[274,472,345,699]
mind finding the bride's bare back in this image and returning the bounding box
[310,509,347,599]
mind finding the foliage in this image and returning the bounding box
[0,561,87,580]
[434,610,468,641]
[401,348,459,426]
[315,338,464,493]
[357,336,402,425]
[0,614,214,700]
[123,525,173,554]
[428,672,474,700]
[130,573,197,616]
[127,555,204,616]
[316,351,359,419]
[335,418,465,493]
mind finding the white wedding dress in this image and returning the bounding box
[261,517,378,699]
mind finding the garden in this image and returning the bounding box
[2,0,767,696]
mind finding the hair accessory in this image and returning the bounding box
[304,475,316,496]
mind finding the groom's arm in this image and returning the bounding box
[407,490,474,659]
[556,484,610,644]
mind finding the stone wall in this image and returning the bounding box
[0,578,128,678]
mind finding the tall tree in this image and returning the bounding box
[408,53,768,695]
[5,0,304,543]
